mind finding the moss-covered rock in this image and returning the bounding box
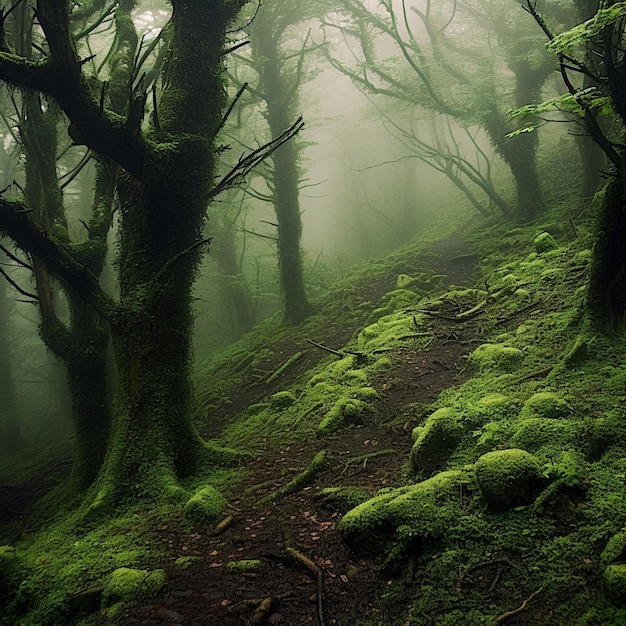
[467,393,518,425]
[467,343,524,373]
[340,470,467,550]
[226,559,263,574]
[410,407,465,477]
[314,486,370,514]
[519,392,570,420]
[605,564,626,607]
[317,397,368,435]
[474,448,545,510]
[533,232,558,253]
[270,391,297,409]
[183,485,226,529]
[102,567,166,607]
[510,418,582,453]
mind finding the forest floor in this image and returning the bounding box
[6,219,611,626]
[107,237,482,626]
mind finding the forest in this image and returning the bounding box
[1,0,626,624]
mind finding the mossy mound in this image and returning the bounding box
[510,417,583,453]
[409,407,465,477]
[317,397,369,435]
[467,343,524,373]
[183,485,226,529]
[102,567,166,607]
[519,392,570,420]
[605,565,626,608]
[474,448,545,510]
[340,470,467,550]
[466,393,519,426]
[533,231,558,253]
[314,486,370,514]
[270,391,297,409]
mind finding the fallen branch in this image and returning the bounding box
[211,514,234,536]
[285,546,326,626]
[264,350,305,385]
[495,301,541,324]
[306,338,344,358]
[263,450,328,502]
[516,366,552,383]
[341,449,395,474]
[493,587,543,624]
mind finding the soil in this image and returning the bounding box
[107,238,483,626]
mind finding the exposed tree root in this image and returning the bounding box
[263,450,328,502]
[285,546,327,626]
[264,350,306,385]
[341,449,396,474]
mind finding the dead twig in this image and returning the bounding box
[306,338,344,358]
[516,366,553,383]
[285,546,327,626]
[493,587,543,624]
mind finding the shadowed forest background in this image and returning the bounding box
[2,0,626,624]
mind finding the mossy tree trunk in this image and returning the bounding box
[252,18,312,326]
[215,214,255,336]
[0,248,22,456]
[0,0,247,507]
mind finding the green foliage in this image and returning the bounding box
[547,4,626,54]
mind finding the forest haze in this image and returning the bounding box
[2,0,626,624]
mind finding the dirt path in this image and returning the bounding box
[112,239,481,626]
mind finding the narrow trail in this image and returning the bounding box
[113,238,482,626]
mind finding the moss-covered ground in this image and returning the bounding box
[4,201,626,624]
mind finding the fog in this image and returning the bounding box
[0,0,588,456]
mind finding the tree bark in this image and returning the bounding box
[253,18,312,326]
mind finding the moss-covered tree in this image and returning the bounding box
[324,0,566,222]
[0,0,255,508]
[523,1,626,329]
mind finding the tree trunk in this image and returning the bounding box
[215,217,255,335]
[253,20,312,326]
[588,178,626,330]
[87,0,243,508]
[0,250,23,456]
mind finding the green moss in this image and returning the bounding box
[270,391,297,409]
[396,273,415,289]
[102,566,166,607]
[474,448,545,510]
[183,485,226,529]
[510,418,583,453]
[519,392,570,420]
[533,231,559,253]
[314,486,370,513]
[340,470,467,551]
[605,565,626,607]
[467,343,524,373]
[410,407,465,477]
[226,559,263,573]
[467,393,518,425]
[317,397,368,435]
[175,556,201,570]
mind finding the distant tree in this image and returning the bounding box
[323,0,564,221]
[231,1,339,324]
[0,0,296,509]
